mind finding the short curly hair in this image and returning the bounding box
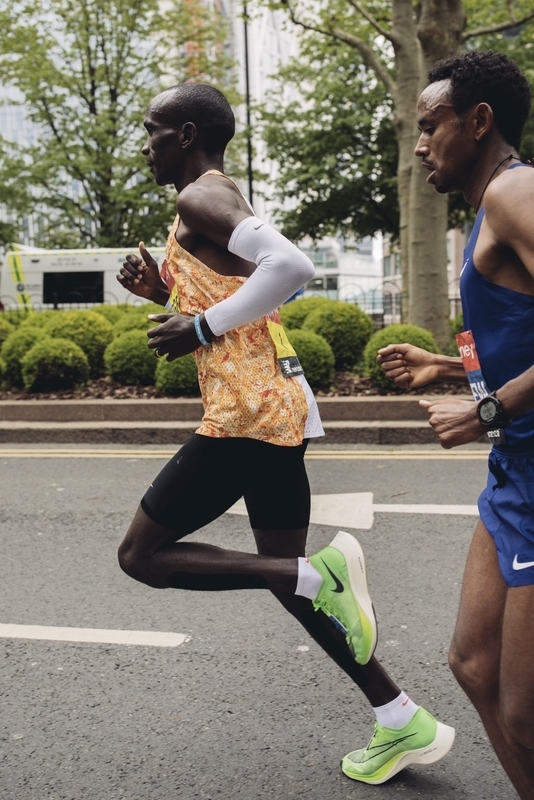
[428,50,531,150]
[156,83,235,154]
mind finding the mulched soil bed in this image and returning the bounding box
[0,372,471,401]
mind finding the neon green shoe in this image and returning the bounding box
[341,708,456,784]
[309,531,377,664]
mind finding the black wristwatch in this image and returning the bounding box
[476,392,511,429]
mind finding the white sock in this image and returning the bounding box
[295,557,323,600]
[373,691,419,730]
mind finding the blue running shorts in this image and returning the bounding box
[478,449,534,587]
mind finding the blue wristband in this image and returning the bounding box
[194,314,210,347]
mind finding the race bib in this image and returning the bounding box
[455,330,505,444]
[266,311,304,378]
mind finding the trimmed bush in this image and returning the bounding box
[104,329,157,385]
[286,329,334,389]
[127,302,166,316]
[302,301,374,371]
[44,310,113,377]
[92,304,124,325]
[113,313,154,337]
[2,309,30,327]
[0,316,15,348]
[19,310,63,329]
[1,327,43,387]
[0,355,5,383]
[155,354,200,396]
[279,296,334,330]
[21,338,89,392]
[364,323,439,389]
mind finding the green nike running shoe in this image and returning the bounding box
[341,707,456,784]
[309,531,377,664]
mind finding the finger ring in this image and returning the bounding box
[155,348,162,358]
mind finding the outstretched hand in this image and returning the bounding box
[377,343,439,389]
[117,242,169,303]
[147,313,201,361]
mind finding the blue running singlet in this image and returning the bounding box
[461,163,534,586]
[460,163,534,454]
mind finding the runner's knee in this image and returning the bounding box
[117,539,166,588]
[448,640,499,700]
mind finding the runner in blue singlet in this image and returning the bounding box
[376,51,534,799]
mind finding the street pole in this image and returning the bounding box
[243,1,253,207]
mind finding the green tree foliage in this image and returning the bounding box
[0,0,237,249]
[260,37,398,242]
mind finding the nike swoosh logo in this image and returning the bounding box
[321,559,344,593]
[253,222,264,230]
[359,733,418,763]
[512,555,534,570]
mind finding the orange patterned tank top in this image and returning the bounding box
[160,206,313,446]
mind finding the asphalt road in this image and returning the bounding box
[0,443,516,800]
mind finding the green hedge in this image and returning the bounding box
[113,314,155,336]
[21,338,89,392]
[104,329,157,385]
[279,296,334,330]
[19,310,63,329]
[1,327,43,387]
[0,317,15,348]
[0,355,5,382]
[155,354,200,396]
[92,304,125,325]
[44,310,114,378]
[302,301,374,371]
[364,324,439,389]
[286,329,334,389]
[1,309,30,327]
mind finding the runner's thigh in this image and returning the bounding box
[141,434,249,539]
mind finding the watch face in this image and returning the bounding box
[479,398,497,422]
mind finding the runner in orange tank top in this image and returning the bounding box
[116,82,454,786]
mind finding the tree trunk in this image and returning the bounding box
[408,0,466,348]
[390,0,420,326]
[391,0,465,348]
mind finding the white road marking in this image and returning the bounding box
[227,493,478,530]
[0,624,188,647]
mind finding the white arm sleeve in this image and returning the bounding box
[203,216,315,337]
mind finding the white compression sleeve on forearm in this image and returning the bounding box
[203,216,315,337]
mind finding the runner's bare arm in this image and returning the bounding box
[377,344,466,389]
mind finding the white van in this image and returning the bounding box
[1,243,165,311]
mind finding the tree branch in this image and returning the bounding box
[463,10,534,41]
[345,0,395,43]
[281,1,396,96]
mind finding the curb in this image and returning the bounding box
[0,396,451,445]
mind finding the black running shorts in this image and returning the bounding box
[141,434,310,536]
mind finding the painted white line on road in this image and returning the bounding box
[228,492,478,530]
[0,624,188,647]
[374,503,478,515]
